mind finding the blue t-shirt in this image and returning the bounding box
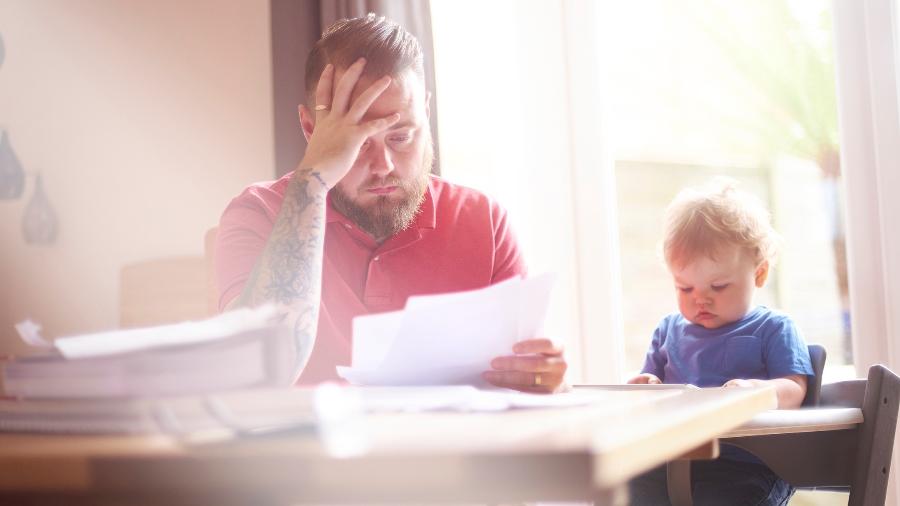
[641,305,814,387]
[640,305,814,464]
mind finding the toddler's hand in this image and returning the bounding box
[723,378,756,388]
[627,373,662,385]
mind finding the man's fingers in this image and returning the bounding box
[314,64,334,120]
[490,355,567,374]
[361,112,401,135]
[331,57,367,114]
[348,75,392,123]
[513,338,563,356]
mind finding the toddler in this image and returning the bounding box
[627,180,814,506]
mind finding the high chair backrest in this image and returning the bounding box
[802,344,827,407]
[726,364,900,506]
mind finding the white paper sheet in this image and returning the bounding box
[14,319,53,349]
[347,385,632,412]
[53,305,283,359]
[350,310,403,370]
[337,274,555,386]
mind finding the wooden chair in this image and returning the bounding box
[117,227,219,331]
[119,256,211,328]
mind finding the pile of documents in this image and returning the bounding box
[0,275,561,436]
[337,274,555,386]
[0,386,315,436]
[2,305,296,399]
[0,384,617,437]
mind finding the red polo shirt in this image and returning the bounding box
[215,172,527,384]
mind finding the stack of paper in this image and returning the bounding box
[0,387,317,436]
[0,384,618,437]
[337,274,555,386]
[1,306,296,399]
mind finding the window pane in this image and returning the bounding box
[604,0,851,375]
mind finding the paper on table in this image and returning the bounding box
[53,305,283,359]
[337,274,555,386]
[351,385,624,412]
[3,304,297,399]
[14,319,53,349]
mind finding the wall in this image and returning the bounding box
[0,0,274,354]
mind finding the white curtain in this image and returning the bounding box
[430,0,625,383]
[833,0,900,504]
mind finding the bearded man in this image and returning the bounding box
[215,14,567,392]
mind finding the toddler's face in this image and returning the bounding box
[669,245,768,329]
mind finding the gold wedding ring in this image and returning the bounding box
[314,104,329,111]
[534,373,542,387]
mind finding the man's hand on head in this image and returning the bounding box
[482,338,568,394]
[299,57,401,188]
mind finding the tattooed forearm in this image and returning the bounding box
[233,169,329,377]
[264,177,324,304]
[291,305,318,373]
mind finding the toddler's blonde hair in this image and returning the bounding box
[663,178,781,269]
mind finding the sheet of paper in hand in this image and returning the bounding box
[337,273,555,386]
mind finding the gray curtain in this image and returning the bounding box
[271,0,440,178]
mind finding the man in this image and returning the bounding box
[216,14,566,392]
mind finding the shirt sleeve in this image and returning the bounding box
[763,315,815,379]
[490,201,528,282]
[641,323,668,380]
[214,191,275,312]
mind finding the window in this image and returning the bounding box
[600,0,850,376]
[430,0,850,382]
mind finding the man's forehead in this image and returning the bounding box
[332,67,423,110]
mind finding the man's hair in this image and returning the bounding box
[305,14,425,104]
[662,178,781,269]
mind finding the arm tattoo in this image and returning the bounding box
[235,169,329,375]
[264,176,323,303]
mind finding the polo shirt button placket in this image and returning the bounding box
[365,253,389,308]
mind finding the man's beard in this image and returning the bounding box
[331,141,434,242]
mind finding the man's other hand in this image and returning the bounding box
[482,338,567,393]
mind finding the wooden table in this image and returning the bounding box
[0,386,777,505]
